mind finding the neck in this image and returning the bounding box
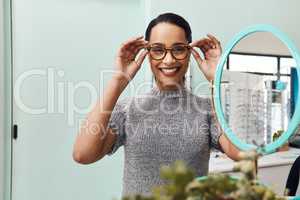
[155,81,185,91]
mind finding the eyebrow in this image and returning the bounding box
[150,42,188,46]
[172,42,188,46]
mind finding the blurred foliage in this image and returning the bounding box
[121,153,286,200]
[272,130,284,142]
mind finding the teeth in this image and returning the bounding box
[161,68,177,73]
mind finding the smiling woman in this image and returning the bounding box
[72,12,240,197]
[146,22,191,90]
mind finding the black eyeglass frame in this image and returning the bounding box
[145,43,192,60]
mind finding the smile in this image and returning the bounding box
[159,67,180,76]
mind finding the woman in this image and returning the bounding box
[73,13,240,197]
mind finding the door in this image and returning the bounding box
[11,1,150,200]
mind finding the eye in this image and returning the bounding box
[150,46,165,54]
[172,45,187,54]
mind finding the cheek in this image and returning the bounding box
[148,58,161,72]
[180,57,191,71]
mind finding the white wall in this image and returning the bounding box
[148,0,300,46]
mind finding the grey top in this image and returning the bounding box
[108,86,222,197]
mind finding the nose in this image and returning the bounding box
[162,50,176,65]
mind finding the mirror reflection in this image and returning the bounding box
[220,32,297,147]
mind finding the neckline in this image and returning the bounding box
[149,85,189,98]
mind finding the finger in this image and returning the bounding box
[135,50,148,67]
[124,39,146,50]
[131,39,148,46]
[201,38,218,51]
[119,40,147,59]
[191,39,214,51]
[191,48,203,64]
[120,36,144,50]
[133,43,148,55]
[124,40,148,56]
[130,45,147,61]
[117,47,127,58]
[200,46,208,55]
[123,36,144,46]
[129,42,148,55]
[126,38,147,49]
[209,41,216,49]
[207,34,219,43]
[128,41,148,53]
[196,39,210,52]
[203,44,211,52]
[190,38,208,47]
[207,34,221,48]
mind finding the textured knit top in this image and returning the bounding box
[108,86,222,197]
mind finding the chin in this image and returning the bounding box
[156,77,184,90]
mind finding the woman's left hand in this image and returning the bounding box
[190,34,222,82]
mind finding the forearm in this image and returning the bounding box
[219,134,241,161]
[73,76,129,164]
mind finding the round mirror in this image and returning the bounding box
[214,25,300,154]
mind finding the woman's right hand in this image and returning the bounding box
[114,36,148,82]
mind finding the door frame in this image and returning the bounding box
[2,0,13,199]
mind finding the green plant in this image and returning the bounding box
[121,152,286,200]
[272,130,284,142]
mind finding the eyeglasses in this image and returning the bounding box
[146,43,191,60]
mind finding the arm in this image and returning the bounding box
[72,36,148,164]
[191,35,243,161]
[218,133,241,161]
[72,77,128,164]
[190,34,221,82]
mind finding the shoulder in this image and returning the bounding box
[188,92,212,112]
[114,96,133,112]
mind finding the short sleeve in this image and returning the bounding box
[206,98,224,152]
[107,98,128,155]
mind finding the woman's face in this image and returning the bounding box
[148,23,190,90]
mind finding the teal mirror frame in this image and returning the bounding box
[213,24,300,155]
